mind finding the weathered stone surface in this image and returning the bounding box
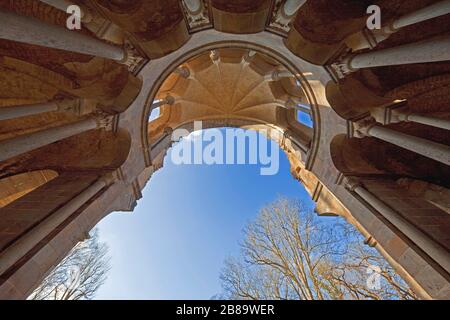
[0,0,448,300]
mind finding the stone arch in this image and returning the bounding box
[329,133,450,284]
[0,127,132,179]
[147,118,306,179]
[0,0,448,300]
[0,127,132,297]
[285,0,449,65]
[138,29,327,171]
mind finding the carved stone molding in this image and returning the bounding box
[352,116,377,139]
[93,113,119,132]
[181,0,212,32]
[122,41,148,75]
[267,0,293,36]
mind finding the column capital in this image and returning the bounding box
[100,168,126,186]
[353,117,378,138]
[93,113,117,131]
[99,173,117,187]
[345,23,397,52]
[329,54,357,79]
[55,98,81,114]
[343,177,362,192]
[120,42,146,73]
[370,102,408,125]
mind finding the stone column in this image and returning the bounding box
[347,1,450,51]
[243,51,256,64]
[0,114,113,162]
[340,36,450,72]
[266,70,294,81]
[345,178,450,274]
[0,9,125,61]
[0,99,80,121]
[0,174,115,277]
[283,0,307,17]
[355,120,450,166]
[38,0,93,22]
[392,0,450,30]
[371,107,450,131]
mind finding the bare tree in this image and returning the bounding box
[29,228,110,300]
[220,198,417,300]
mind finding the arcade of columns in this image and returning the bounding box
[0,0,449,299]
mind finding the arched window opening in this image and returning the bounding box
[149,106,161,122]
[296,106,313,128]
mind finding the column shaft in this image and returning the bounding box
[353,185,450,273]
[366,125,450,166]
[393,0,450,30]
[39,0,92,21]
[0,101,59,121]
[349,36,450,69]
[0,10,125,61]
[0,177,108,276]
[0,117,98,162]
[346,1,450,51]
[39,0,75,12]
[397,113,450,131]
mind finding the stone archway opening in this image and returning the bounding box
[135,30,328,173]
[145,46,321,179]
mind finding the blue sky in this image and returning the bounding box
[95,129,314,300]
